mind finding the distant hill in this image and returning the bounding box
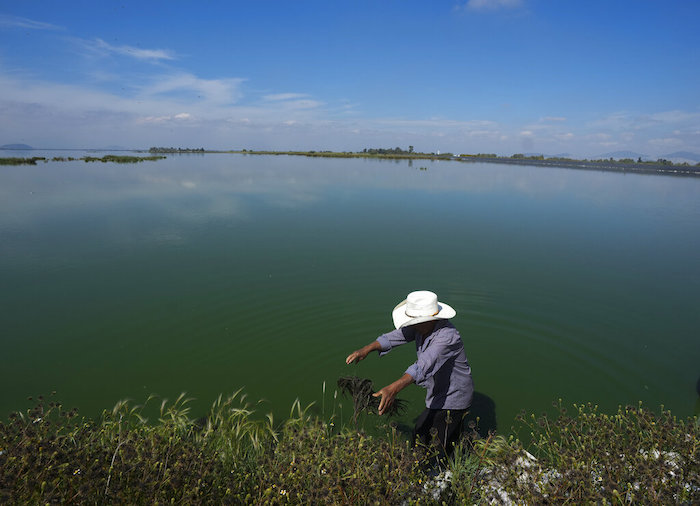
[597,151,649,160]
[662,151,700,163]
[1,143,33,150]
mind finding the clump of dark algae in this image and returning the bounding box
[337,376,408,426]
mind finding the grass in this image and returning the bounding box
[81,155,166,163]
[1,155,165,166]
[236,149,454,161]
[1,392,697,504]
[0,157,47,165]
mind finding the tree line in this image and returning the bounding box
[149,147,205,153]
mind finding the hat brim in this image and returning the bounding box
[391,299,456,329]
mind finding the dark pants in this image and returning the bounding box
[412,407,467,459]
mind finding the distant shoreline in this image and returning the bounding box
[452,155,700,177]
[3,147,698,177]
[209,149,700,178]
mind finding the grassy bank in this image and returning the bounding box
[1,388,697,504]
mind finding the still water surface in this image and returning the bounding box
[1,152,699,431]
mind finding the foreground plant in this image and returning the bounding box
[471,401,699,504]
[0,392,430,504]
[262,419,427,504]
[0,392,272,503]
[2,394,697,504]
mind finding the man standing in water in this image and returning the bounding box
[345,290,473,456]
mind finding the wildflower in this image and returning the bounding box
[280,489,287,496]
[73,468,81,475]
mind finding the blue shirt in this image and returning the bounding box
[376,320,474,410]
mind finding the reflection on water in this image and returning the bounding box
[1,152,699,430]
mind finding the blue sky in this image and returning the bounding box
[1,0,698,157]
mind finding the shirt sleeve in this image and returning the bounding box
[405,328,462,386]
[376,327,415,356]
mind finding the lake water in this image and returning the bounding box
[1,152,699,433]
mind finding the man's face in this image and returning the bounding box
[412,320,436,337]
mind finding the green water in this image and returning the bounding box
[1,152,699,431]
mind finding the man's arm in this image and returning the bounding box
[345,340,382,365]
[373,373,414,415]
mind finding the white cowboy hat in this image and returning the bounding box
[391,290,456,329]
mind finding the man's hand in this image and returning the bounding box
[345,349,368,364]
[373,373,414,415]
[345,341,382,365]
[373,386,398,416]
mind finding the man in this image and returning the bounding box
[345,290,474,457]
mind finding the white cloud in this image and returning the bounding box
[647,110,700,124]
[590,109,700,132]
[0,14,62,30]
[139,73,245,105]
[648,137,683,149]
[137,113,193,124]
[258,93,323,111]
[464,0,522,10]
[0,44,695,157]
[263,93,309,101]
[465,130,502,138]
[587,112,633,130]
[585,133,612,141]
[93,38,176,61]
[581,109,700,156]
[374,118,497,131]
[281,99,323,110]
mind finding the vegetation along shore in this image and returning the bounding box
[0,155,166,165]
[3,148,698,177]
[1,384,697,504]
[149,146,700,178]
